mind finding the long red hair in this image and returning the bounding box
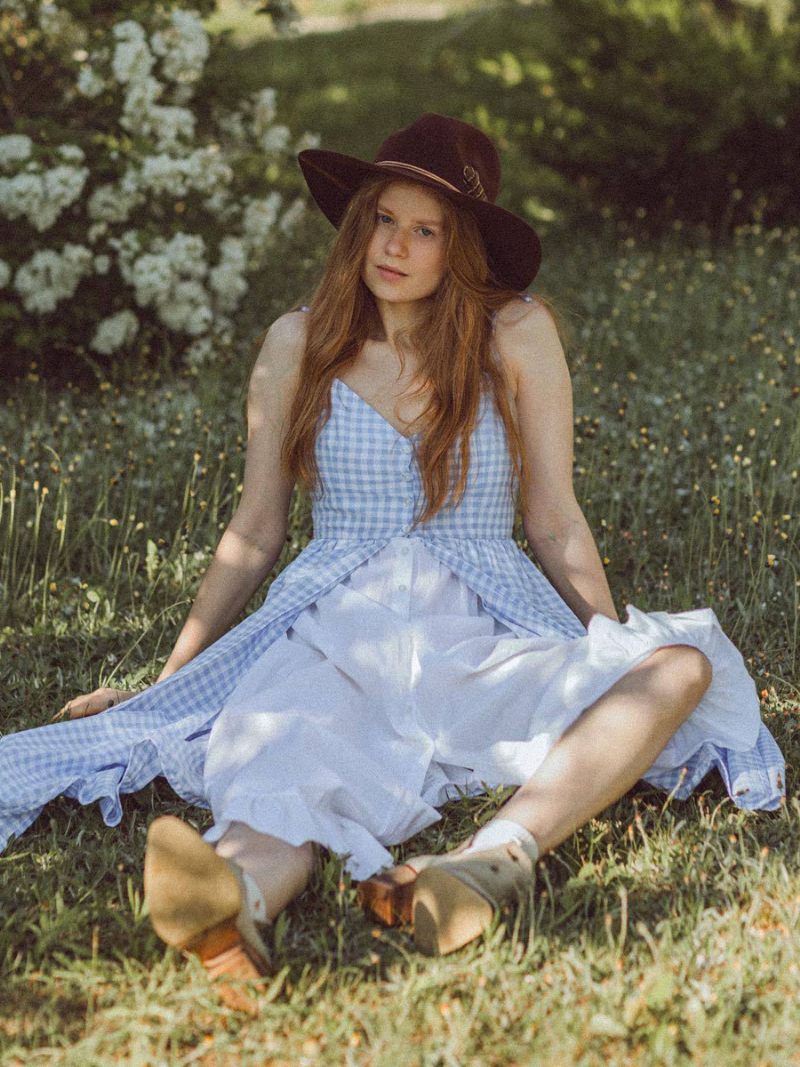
[277,176,556,526]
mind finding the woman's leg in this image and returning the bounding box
[409,644,714,954]
[214,821,316,921]
[145,817,316,1011]
[490,643,713,852]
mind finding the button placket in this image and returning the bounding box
[402,446,417,535]
[395,537,412,603]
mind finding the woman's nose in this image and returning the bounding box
[384,228,408,255]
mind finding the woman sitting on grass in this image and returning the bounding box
[0,113,784,1005]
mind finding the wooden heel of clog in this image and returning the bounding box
[357,865,418,925]
[357,854,442,926]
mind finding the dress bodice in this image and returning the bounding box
[311,376,517,539]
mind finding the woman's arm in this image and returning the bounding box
[156,310,307,681]
[495,300,620,628]
[58,311,307,718]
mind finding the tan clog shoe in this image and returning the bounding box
[411,841,535,956]
[144,816,271,1013]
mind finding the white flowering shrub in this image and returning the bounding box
[0,0,314,380]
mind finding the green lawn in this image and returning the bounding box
[1,8,799,1065]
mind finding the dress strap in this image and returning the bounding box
[490,292,535,329]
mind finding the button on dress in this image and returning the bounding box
[0,298,785,873]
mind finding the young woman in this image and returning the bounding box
[0,114,784,998]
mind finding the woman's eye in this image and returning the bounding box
[420,227,435,238]
[378,213,393,224]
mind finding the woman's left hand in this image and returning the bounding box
[51,687,139,722]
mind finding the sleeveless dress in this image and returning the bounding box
[0,298,785,878]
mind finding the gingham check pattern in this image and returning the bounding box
[0,300,785,851]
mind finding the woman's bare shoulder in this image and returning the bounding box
[258,309,309,359]
[249,309,309,391]
[492,295,560,393]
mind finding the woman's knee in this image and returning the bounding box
[650,644,713,703]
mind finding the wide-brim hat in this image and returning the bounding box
[297,112,541,291]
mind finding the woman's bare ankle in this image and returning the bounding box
[214,823,315,921]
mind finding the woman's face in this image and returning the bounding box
[361,180,448,306]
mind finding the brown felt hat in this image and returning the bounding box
[297,112,542,291]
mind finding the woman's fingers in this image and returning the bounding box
[51,687,137,722]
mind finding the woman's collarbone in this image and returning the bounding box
[338,355,431,434]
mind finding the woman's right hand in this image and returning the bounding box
[51,687,140,722]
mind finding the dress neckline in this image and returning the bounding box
[332,377,422,441]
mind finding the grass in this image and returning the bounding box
[1,216,798,1064]
[2,7,800,1064]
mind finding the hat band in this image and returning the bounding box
[374,160,487,201]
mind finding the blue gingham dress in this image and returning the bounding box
[0,299,785,876]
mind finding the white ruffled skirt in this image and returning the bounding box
[202,536,782,880]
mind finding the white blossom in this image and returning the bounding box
[0,259,10,288]
[149,105,196,151]
[242,192,282,259]
[150,9,209,87]
[88,180,143,224]
[94,254,111,274]
[88,222,109,242]
[120,76,163,135]
[158,278,213,335]
[57,143,85,163]
[213,314,235,346]
[138,153,194,197]
[202,186,235,219]
[13,243,93,313]
[279,195,306,235]
[154,232,208,278]
[0,135,33,168]
[216,110,247,141]
[112,21,155,85]
[187,145,234,193]
[251,88,277,138]
[77,66,106,98]
[294,131,322,153]
[119,231,213,335]
[137,147,230,195]
[107,230,143,276]
[260,124,291,155]
[125,250,175,305]
[0,164,89,231]
[209,237,248,312]
[90,308,139,354]
[183,334,214,367]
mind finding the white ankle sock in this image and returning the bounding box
[461,819,539,863]
[240,869,269,925]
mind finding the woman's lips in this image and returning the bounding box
[376,265,407,279]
